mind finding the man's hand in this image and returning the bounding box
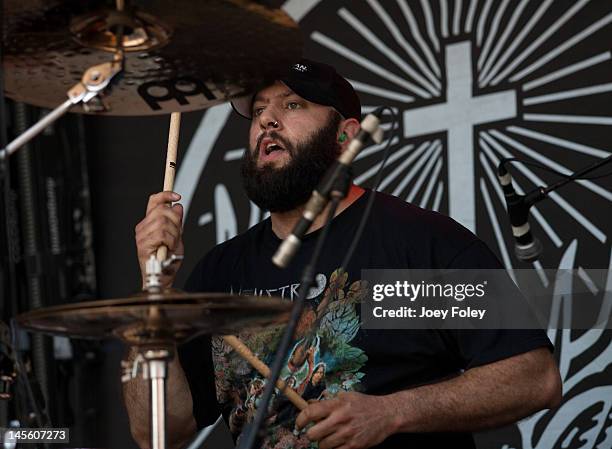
[295,392,396,449]
[135,191,184,289]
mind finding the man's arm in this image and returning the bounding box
[296,347,562,449]
[122,347,197,449]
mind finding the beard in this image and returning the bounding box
[240,112,342,213]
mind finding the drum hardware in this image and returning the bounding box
[3,0,302,116]
[4,2,305,446]
[0,55,123,160]
[121,347,173,449]
[16,292,292,449]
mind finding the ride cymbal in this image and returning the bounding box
[3,0,303,115]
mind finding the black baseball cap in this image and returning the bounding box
[231,59,361,121]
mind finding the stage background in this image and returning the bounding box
[3,0,612,448]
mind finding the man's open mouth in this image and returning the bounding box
[264,143,285,155]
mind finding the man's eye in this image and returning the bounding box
[287,102,301,110]
[253,107,264,116]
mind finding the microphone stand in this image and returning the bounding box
[237,169,352,449]
[500,153,612,208]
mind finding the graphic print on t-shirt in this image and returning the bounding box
[212,268,369,448]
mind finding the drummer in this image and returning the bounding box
[126,59,561,449]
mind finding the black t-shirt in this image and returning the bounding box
[178,190,552,449]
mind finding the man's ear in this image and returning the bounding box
[338,118,361,150]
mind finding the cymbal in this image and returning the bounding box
[16,290,291,346]
[3,0,302,115]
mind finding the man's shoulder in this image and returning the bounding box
[371,191,476,241]
[368,191,499,268]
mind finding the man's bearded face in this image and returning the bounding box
[241,111,342,212]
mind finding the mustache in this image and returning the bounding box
[254,131,294,155]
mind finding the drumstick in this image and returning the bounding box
[156,112,181,262]
[223,335,307,411]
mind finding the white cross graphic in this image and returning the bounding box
[403,42,517,231]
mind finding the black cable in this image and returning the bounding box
[500,157,612,181]
[238,196,342,449]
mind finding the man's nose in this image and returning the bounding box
[259,109,281,130]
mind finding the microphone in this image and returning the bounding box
[272,108,386,268]
[497,164,544,262]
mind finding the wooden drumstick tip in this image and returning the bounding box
[157,112,182,262]
[223,335,308,411]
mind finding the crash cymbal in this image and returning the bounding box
[2,0,302,115]
[16,290,291,346]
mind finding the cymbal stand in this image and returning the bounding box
[121,112,183,449]
[0,56,123,160]
[122,347,174,449]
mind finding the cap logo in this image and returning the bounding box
[293,63,309,72]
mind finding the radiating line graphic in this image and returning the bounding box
[478,152,506,209]
[489,0,589,86]
[481,0,553,87]
[378,140,433,191]
[465,0,477,33]
[350,79,415,103]
[355,136,400,161]
[480,177,517,281]
[475,0,494,47]
[355,143,414,185]
[452,0,461,36]
[407,144,442,202]
[524,114,612,126]
[392,141,440,197]
[395,0,441,78]
[419,158,443,208]
[522,51,612,91]
[439,0,449,38]
[505,126,611,159]
[432,181,444,212]
[532,261,549,288]
[361,105,399,114]
[523,82,612,106]
[379,122,400,132]
[311,31,432,98]
[366,0,441,89]
[477,0,510,72]
[478,0,528,83]
[510,12,612,83]
[338,8,438,95]
[419,0,440,52]
[577,266,599,295]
